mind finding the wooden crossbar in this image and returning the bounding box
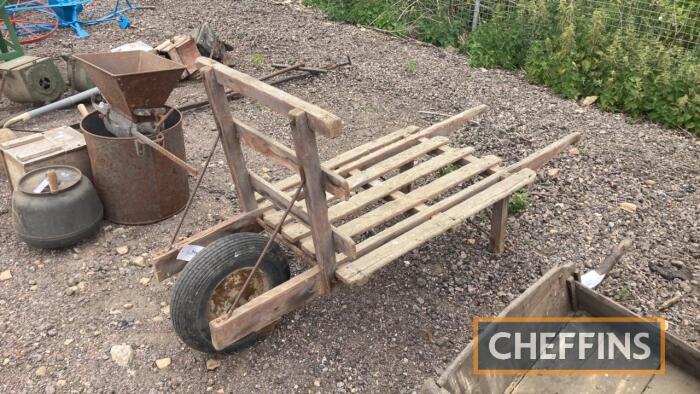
[234,117,350,199]
[197,58,343,138]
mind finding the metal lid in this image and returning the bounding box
[18,165,82,195]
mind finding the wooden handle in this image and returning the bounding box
[132,130,198,176]
[46,170,59,193]
[77,104,89,118]
[596,239,633,276]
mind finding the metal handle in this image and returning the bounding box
[131,129,198,176]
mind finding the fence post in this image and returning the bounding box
[471,0,482,31]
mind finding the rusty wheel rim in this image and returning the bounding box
[207,268,269,321]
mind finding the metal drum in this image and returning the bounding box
[80,107,189,225]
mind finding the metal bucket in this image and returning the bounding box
[80,107,189,225]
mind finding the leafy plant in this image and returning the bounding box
[406,59,417,75]
[436,163,458,177]
[614,287,632,301]
[508,190,529,214]
[252,52,264,67]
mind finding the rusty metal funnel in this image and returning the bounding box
[73,51,185,121]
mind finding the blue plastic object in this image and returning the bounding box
[48,0,88,38]
[47,0,137,38]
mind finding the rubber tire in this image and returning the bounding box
[171,232,290,353]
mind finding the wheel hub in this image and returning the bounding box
[207,268,268,321]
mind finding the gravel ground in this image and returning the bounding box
[1,1,699,393]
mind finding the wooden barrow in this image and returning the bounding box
[422,241,700,394]
[151,57,581,352]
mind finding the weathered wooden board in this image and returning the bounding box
[209,267,321,350]
[152,209,264,281]
[283,144,477,242]
[197,58,343,138]
[336,169,536,285]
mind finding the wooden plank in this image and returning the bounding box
[643,364,700,393]
[283,146,477,242]
[413,104,489,139]
[335,155,501,238]
[197,58,343,138]
[334,169,508,264]
[509,132,581,172]
[209,267,321,350]
[235,117,350,199]
[333,105,487,176]
[434,265,576,394]
[326,125,421,170]
[334,132,430,175]
[202,67,258,212]
[299,155,500,257]
[574,281,700,377]
[289,109,337,293]
[152,209,264,281]
[489,197,509,254]
[250,173,356,258]
[336,169,537,285]
[344,137,455,189]
[267,125,421,194]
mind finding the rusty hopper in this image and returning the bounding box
[73,51,185,121]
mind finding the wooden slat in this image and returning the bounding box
[235,117,350,199]
[326,125,421,169]
[197,58,343,138]
[510,132,581,172]
[202,67,258,211]
[331,105,487,177]
[282,145,477,242]
[336,169,537,285]
[413,104,488,139]
[209,267,321,350]
[330,168,507,263]
[151,208,265,281]
[344,137,454,189]
[250,173,355,258]
[335,155,501,238]
[266,125,421,195]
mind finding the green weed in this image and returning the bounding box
[436,163,458,177]
[508,190,529,214]
[252,52,264,67]
[406,60,417,75]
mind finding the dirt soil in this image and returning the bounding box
[1,1,699,393]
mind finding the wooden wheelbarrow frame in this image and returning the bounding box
[422,241,700,394]
[151,57,581,351]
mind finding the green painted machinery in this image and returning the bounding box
[1,0,24,62]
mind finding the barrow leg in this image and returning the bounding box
[489,197,509,254]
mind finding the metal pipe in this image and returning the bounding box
[3,87,100,128]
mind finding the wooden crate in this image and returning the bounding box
[0,126,92,190]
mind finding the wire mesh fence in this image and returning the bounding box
[469,0,700,48]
